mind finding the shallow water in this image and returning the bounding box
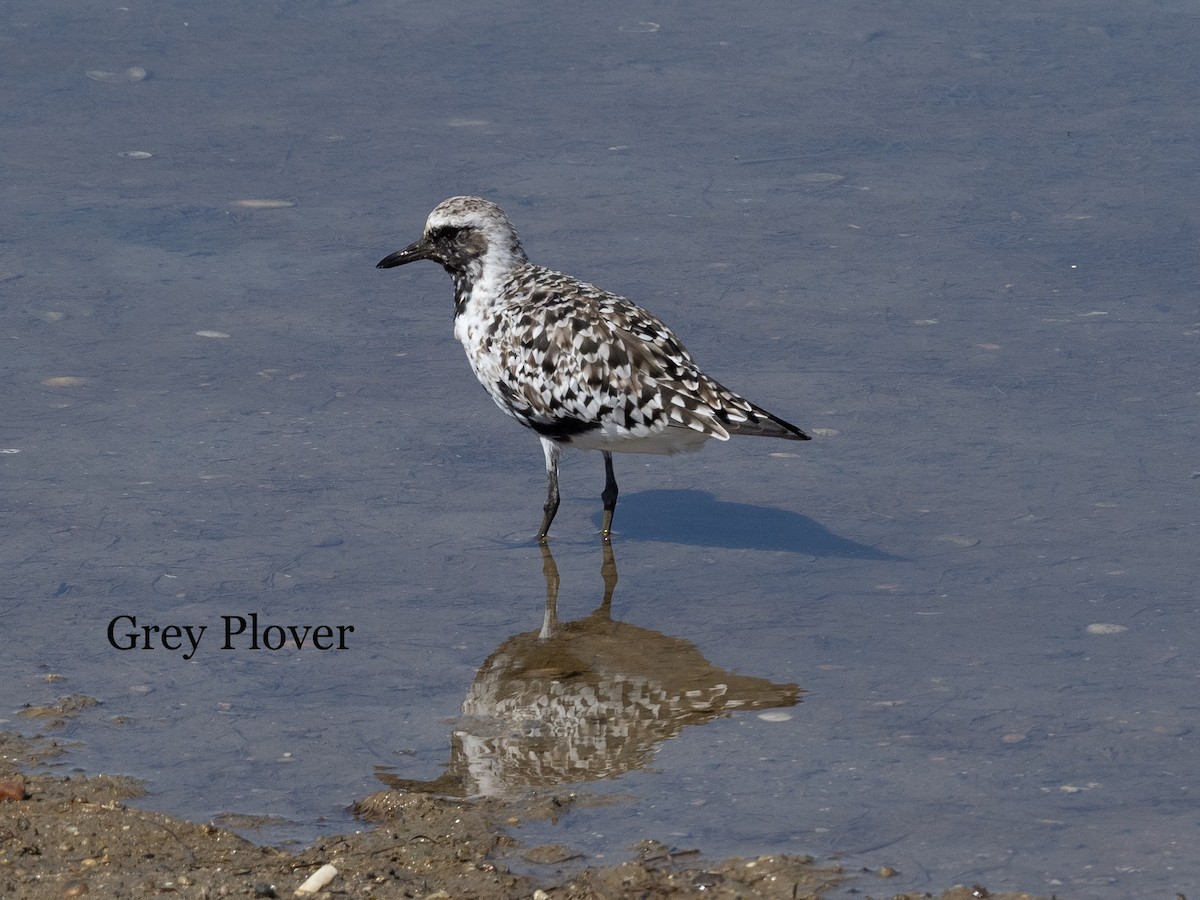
[3,1,1198,896]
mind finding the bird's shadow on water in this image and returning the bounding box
[602,489,900,559]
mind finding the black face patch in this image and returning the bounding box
[431,225,491,273]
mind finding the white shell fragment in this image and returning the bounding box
[757,711,793,722]
[295,863,337,894]
[86,66,147,83]
[796,172,845,184]
[41,376,88,387]
[234,199,296,209]
[1085,623,1128,635]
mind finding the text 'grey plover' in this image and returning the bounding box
[377,196,810,542]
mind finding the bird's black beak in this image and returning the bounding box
[376,239,432,269]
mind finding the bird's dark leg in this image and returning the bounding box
[538,438,561,543]
[600,451,618,541]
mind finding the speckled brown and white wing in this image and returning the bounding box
[466,265,807,454]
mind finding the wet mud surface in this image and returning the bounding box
[1,730,1050,900]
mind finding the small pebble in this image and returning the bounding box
[936,534,979,548]
[691,871,724,889]
[0,778,26,801]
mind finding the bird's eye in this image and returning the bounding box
[432,225,464,242]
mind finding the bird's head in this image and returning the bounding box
[377,196,528,277]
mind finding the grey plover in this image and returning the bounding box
[377,196,810,541]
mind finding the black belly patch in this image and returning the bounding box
[525,416,601,442]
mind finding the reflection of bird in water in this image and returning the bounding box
[377,196,810,541]
[375,543,801,797]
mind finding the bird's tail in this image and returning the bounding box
[728,405,811,441]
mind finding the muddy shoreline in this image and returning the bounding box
[1,723,1050,900]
